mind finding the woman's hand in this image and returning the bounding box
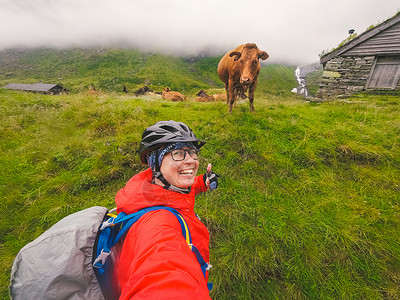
[204,163,219,190]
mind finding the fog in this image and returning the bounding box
[0,0,399,65]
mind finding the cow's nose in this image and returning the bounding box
[241,77,251,84]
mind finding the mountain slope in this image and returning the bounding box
[0,48,297,95]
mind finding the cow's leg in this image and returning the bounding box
[228,80,235,113]
[233,85,240,107]
[248,82,257,112]
[224,83,229,104]
[232,86,237,107]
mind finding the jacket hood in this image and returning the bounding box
[116,168,197,214]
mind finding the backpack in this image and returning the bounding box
[9,205,212,300]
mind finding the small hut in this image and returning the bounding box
[318,12,400,98]
[2,83,68,95]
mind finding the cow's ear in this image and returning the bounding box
[259,51,269,60]
[229,51,241,61]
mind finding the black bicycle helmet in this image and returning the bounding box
[140,120,206,164]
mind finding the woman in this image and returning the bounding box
[115,120,218,299]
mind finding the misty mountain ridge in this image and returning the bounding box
[0,47,302,96]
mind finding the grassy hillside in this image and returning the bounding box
[305,68,324,96]
[0,48,297,95]
[1,87,399,299]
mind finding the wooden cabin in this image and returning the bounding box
[2,83,68,95]
[318,12,400,98]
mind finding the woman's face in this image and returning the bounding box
[160,147,199,188]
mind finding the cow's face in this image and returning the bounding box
[230,45,269,85]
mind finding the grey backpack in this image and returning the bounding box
[9,206,108,300]
[9,205,210,299]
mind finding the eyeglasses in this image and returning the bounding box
[169,148,199,161]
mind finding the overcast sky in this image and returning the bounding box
[0,0,399,65]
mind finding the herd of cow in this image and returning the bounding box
[130,43,269,113]
[161,88,227,103]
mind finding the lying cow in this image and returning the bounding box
[133,86,153,96]
[196,89,209,98]
[212,93,227,102]
[194,89,214,102]
[217,43,269,112]
[194,96,214,102]
[162,87,187,102]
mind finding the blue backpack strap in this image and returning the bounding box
[94,206,170,271]
[93,206,212,291]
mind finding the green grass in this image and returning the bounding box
[0,48,297,96]
[1,88,399,299]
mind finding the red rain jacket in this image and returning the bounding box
[115,168,212,299]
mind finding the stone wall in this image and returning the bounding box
[317,56,375,99]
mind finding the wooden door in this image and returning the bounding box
[366,56,400,89]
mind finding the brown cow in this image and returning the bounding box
[217,43,269,112]
[194,89,214,102]
[162,87,187,102]
[194,96,214,102]
[86,85,103,96]
[212,93,227,102]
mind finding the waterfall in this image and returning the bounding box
[291,66,309,97]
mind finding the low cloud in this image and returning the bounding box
[0,0,399,65]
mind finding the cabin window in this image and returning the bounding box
[366,56,400,89]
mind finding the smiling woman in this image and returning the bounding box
[114,120,219,299]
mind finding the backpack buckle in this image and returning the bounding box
[206,263,212,271]
[100,219,115,230]
[93,249,111,268]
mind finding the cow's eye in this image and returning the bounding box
[252,60,258,65]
